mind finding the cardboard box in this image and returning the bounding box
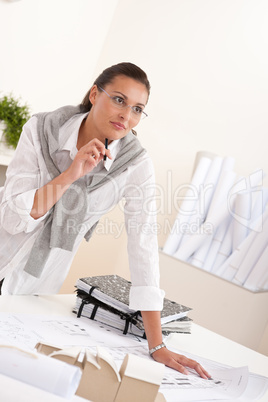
[77,347,121,402]
[35,342,61,356]
[35,343,166,402]
[36,343,120,402]
[115,354,165,402]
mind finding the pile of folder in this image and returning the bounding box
[74,275,192,338]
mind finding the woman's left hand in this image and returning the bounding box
[151,347,211,379]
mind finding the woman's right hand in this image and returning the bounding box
[65,138,112,182]
[30,138,112,219]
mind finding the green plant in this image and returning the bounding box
[0,94,31,149]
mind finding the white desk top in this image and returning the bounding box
[0,294,268,402]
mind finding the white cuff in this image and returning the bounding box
[129,285,165,311]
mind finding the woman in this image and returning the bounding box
[0,62,210,378]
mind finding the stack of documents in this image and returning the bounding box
[74,275,192,337]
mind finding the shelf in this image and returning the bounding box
[159,250,268,353]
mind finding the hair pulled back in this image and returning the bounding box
[81,62,150,112]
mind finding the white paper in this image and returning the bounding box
[1,311,268,402]
[86,343,254,402]
[164,336,268,402]
[0,313,97,350]
[0,312,145,350]
[162,366,249,401]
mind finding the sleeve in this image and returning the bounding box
[0,117,49,235]
[123,153,165,311]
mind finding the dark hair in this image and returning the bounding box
[81,62,151,112]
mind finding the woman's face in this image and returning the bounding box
[89,75,149,142]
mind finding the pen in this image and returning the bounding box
[104,138,108,161]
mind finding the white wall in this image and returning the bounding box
[0,0,119,113]
[94,0,268,248]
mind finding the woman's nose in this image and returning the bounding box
[119,106,132,120]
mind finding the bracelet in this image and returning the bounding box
[149,342,166,356]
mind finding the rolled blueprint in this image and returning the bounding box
[202,217,232,272]
[232,191,251,250]
[211,218,234,273]
[247,188,267,233]
[243,245,268,291]
[191,150,218,179]
[195,169,265,272]
[163,156,212,255]
[218,208,268,281]
[179,156,223,249]
[0,346,82,399]
[174,170,237,261]
[191,235,213,268]
[233,210,268,286]
[258,261,268,290]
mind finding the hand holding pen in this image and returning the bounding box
[66,138,112,182]
[104,138,108,161]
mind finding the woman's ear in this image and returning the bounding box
[89,84,98,105]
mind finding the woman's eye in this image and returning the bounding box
[133,106,143,114]
[113,96,125,105]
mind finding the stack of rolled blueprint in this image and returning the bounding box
[163,152,268,292]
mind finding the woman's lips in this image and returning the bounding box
[110,121,126,130]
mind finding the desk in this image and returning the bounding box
[0,294,268,402]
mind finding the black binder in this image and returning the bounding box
[74,275,192,337]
